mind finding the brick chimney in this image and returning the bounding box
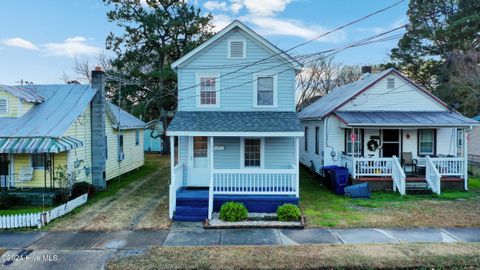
[90,67,106,190]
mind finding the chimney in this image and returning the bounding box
[90,67,106,190]
[361,66,372,75]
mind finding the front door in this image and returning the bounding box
[188,136,210,186]
[0,154,10,188]
[382,130,400,157]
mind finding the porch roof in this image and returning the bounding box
[0,136,83,154]
[335,111,479,128]
[167,111,303,137]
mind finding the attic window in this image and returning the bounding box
[0,98,7,114]
[229,40,245,58]
[387,78,395,89]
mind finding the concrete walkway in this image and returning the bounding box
[0,224,479,269]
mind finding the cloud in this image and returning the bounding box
[229,0,292,16]
[212,14,234,32]
[204,1,228,11]
[1,38,39,50]
[43,37,101,58]
[246,16,346,43]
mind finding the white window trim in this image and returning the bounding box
[418,129,435,156]
[240,137,265,169]
[253,74,278,108]
[227,39,246,59]
[196,73,221,108]
[0,98,8,114]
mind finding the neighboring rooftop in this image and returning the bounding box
[0,84,44,103]
[335,111,479,127]
[107,102,146,130]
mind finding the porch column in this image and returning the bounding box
[169,136,175,218]
[464,129,468,191]
[208,136,214,219]
[295,137,300,197]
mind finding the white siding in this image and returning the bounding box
[299,120,324,173]
[468,127,480,156]
[340,74,445,112]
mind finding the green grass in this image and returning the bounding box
[0,205,53,215]
[300,166,480,227]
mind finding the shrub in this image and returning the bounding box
[277,204,301,221]
[219,202,248,222]
[0,194,24,209]
[71,182,95,199]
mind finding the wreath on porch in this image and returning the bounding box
[367,139,379,152]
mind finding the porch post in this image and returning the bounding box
[169,136,175,218]
[464,128,468,191]
[295,137,300,197]
[208,136,214,219]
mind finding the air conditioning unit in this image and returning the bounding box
[118,152,125,161]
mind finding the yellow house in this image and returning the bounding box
[0,70,145,202]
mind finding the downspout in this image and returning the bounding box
[324,116,339,163]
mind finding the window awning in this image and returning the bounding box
[0,137,83,154]
[335,111,479,128]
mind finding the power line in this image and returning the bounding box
[176,25,407,103]
[171,0,406,94]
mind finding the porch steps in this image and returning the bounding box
[405,181,432,195]
[173,189,208,222]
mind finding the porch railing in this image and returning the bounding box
[426,156,441,194]
[430,157,464,178]
[340,154,393,179]
[211,165,297,195]
[392,156,406,195]
[169,163,183,218]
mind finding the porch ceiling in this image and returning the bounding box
[335,111,479,128]
[167,111,303,136]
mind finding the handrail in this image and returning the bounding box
[391,156,406,195]
[426,156,441,194]
[169,163,183,218]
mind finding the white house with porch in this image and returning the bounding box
[298,68,478,195]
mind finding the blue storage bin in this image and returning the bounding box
[321,166,349,195]
[344,183,371,198]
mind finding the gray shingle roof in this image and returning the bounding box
[106,102,146,130]
[167,111,302,133]
[0,84,97,138]
[335,111,479,127]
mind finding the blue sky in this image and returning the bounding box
[0,0,408,84]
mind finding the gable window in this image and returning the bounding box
[387,78,395,89]
[418,129,435,156]
[31,154,50,169]
[304,127,308,151]
[315,127,320,155]
[198,74,219,107]
[0,98,7,114]
[229,40,245,58]
[135,130,140,146]
[345,129,362,156]
[244,138,261,167]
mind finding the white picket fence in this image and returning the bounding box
[0,193,88,229]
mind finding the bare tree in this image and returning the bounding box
[296,56,362,111]
[61,52,113,84]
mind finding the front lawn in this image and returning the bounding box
[106,243,480,270]
[0,206,53,216]
[300,166,480,228]
[46,153,171,231]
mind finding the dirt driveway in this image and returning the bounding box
[49,154,171,231]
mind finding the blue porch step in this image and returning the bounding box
[173,188,209,221]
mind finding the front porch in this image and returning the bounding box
[168,135,301,221]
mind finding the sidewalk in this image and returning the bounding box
[1,223,479,250]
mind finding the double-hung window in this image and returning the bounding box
[135,130,140,146]
[255,76,275,106]
[315,127,320,155]
[304,127,308,151]
[0,98,7,114]
[418,129,435,156]
[345,129,362,156]
[244,138,261,167]
[198,75,219,106]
